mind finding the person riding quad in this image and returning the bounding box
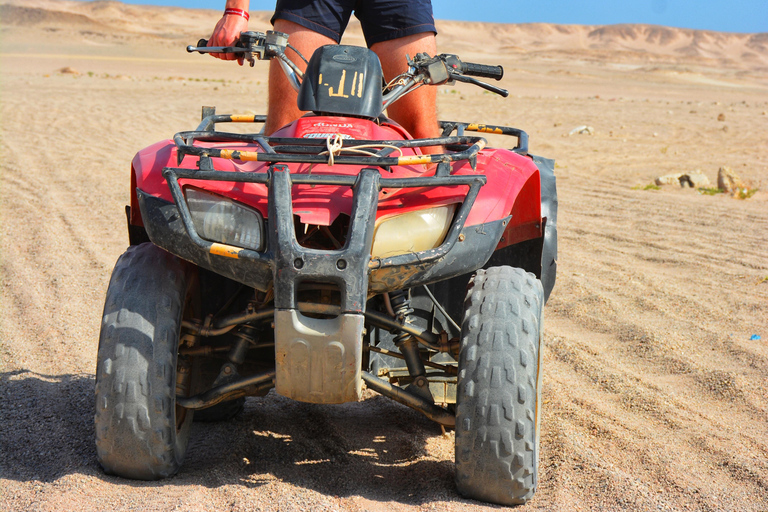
[208,0,441,145]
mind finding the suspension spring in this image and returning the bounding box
[389,290,414,346]
[388,290,432,400]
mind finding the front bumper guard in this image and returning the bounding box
[157,165,489,310]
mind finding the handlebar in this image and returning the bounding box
[188,33,509,101]
[187,31,304,89]
[411,53,508,97]
[461,62,503,81]
[186,31,293,64]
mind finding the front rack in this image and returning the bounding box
[158,111,530,296]
[172,110,529,173]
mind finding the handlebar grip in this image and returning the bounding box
[461,62,504,81]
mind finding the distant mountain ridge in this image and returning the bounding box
[436,20,768,68]
[2,0,766,69]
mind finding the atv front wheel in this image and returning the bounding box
[95,243,197,479]
[455,266,544,505]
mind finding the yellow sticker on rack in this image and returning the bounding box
[467,123,503,134]
[398,155,433,165]
[219,149,261,161]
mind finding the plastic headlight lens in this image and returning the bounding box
[371,204,456,258]
[185,188,264,251]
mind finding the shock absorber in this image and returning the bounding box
[229,325,258,365]
[214,324,259,385]
[389,290,433,401]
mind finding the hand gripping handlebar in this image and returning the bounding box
[186,31,295,68]
[186,38,248,54]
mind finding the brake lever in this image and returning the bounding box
[451,74,509,97]
[186,43,249,54]
[187,41,257,66]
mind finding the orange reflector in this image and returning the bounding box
[210,243,242,259]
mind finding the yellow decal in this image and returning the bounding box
[398,155,433,165]
[210,243,242,259]
[329,69,350,98]
[467,123,503,134]
[230,115,255,122]
[358,73,364,98]
[350,71,357,97]
[219,149,261,161]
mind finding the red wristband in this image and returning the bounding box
[224,8,249,20]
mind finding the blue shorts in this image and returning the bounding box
[271,0,437,47]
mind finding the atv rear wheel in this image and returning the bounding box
[455,266,544,505]
[95,243,197,480]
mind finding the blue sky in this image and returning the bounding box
[97,0,767,34]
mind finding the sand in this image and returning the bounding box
[1,1,767,510]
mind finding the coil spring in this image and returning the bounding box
[389,290,414,345]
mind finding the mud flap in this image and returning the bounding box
[274,309,364,404]
[531,154,558,303]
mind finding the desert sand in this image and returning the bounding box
[1,1,767,510]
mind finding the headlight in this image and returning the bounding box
[371,204,456,258]
[184,188,265,251]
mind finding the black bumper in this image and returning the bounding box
[138,167,506,309]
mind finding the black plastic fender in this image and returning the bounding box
[531,154,557,302]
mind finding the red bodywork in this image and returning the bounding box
[130,116,542,248]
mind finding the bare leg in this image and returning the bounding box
[372,33,440,150]
[265,19,336,135]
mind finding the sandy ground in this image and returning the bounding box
[1,1,767,510]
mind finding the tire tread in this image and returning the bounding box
[455,266,544,505]
[94,243,193,480]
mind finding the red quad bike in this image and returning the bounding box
[94,31,557,506]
